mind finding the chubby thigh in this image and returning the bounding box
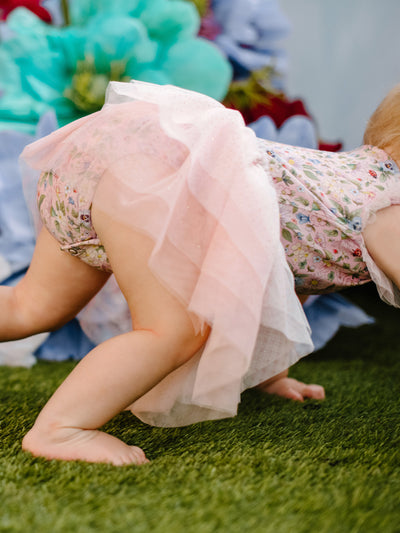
[91,204,210,357]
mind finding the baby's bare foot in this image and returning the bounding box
[22,426,149,466]
[258,377,325,402]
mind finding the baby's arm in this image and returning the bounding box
[363,204,400,290]
[0,228,109,342]
[257,369,325,401]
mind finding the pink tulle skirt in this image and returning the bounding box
[21,81,313,427]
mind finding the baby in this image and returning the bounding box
[2,81,399,466]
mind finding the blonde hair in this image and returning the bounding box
[364,84,400,154]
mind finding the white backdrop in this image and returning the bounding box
[279,0,400,149]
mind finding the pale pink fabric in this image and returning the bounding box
[21,81,312,427]
[258,142,400,306]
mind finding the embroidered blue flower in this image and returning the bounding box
[347,216,362,232]
[296,213,310,224]
[383,160,397,172]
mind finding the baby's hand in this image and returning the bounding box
[258,375,325,402]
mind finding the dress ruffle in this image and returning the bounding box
[21,81,313,427]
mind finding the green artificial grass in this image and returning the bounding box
[1,284,399,533]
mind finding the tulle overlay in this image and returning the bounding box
[21,81,313,427]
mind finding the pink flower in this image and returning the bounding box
[198,6,221,40]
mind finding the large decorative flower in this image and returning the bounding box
[0,1,232,133]
[211,0,291,84]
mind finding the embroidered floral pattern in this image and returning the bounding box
[37,169,111,271]
[260,143,400,293]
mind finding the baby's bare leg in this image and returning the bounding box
[23,209,209,466]
[0,228,109,341]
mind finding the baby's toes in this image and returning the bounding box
[285,386,305,402]
[303,384,325,400]
[129,446,150,465]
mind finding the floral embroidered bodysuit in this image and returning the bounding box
[259,142,400,304]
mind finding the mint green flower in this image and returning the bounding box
[0,1,232,133]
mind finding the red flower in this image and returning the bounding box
[247,95,310,128]
[352,248,362,257]
[318,141,343,152]
[225,91,342,153]
[0,0,52,22]
[368,169,378,178]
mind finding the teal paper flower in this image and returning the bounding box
[0,1,232,133]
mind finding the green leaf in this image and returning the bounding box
[330,200,345,215]
[37,194,46,210]
[286,221,298,231]
[304,170,319,181]
[54,220,64,235]
[324,229,339,237]
[282,228,292,242]
[295,196,310,207]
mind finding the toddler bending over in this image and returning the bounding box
[1,81,398,465]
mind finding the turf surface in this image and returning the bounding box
[0,284,399,533]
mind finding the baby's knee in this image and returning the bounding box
[11,283,55,337]
[0,285,39,340]
[162,319,210,367]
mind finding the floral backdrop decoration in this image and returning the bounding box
[0,0,364,366]
[0,0,232,133]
